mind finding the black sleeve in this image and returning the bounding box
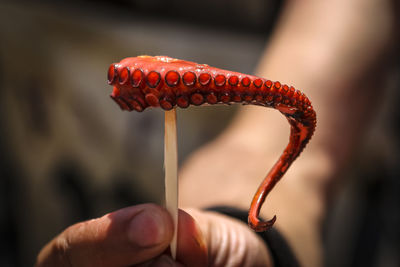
[206,206,301,267]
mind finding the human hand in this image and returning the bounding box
[35,203,272,267]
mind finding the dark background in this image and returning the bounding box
[0,1,399,266]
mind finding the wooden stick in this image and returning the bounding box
[164,108,178,259]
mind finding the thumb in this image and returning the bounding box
[36,203,174,267]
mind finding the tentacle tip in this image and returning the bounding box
[248,215,277,232]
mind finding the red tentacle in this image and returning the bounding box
[107,55,316,232]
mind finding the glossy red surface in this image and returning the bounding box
[108,55,316,232]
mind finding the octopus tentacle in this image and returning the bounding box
[107,55,316,232]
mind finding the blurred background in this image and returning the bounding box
[0,0,399,266]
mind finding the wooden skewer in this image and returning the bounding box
[164,108,178,259]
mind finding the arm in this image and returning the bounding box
[180,0,395,266]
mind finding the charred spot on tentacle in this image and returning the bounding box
[131,69,144,88]
[146,71,161,88]
[215,74,226,87]
[119,67,130,85]
[182,71,196,86]
[107,64,117,84]
[199,73,211,86]
[165,70,180,87]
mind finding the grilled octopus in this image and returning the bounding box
[107,55,316,232]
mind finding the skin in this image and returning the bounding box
[36,0,397,266]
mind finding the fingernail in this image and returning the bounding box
[128,209,166,247]
[150,255,175,267]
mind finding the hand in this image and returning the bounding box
[35,203,272,267]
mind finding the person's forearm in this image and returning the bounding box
[181,1,395,266]
[215,1,394,265]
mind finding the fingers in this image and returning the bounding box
[175,210,208,267]
[184,209,273,267]
[35,203,174,267]
[35,205,272,267]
